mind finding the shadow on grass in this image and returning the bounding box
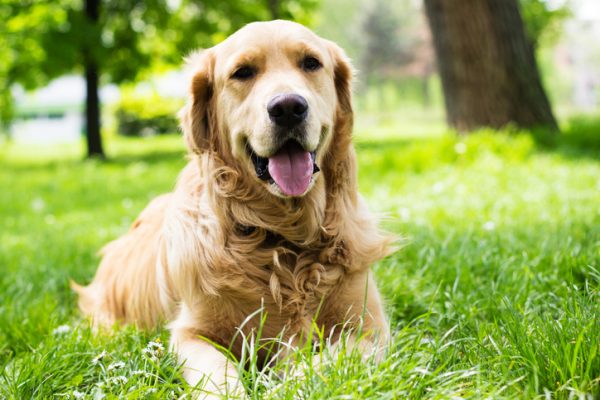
[533,114,600,160]
[104,148,186,166]
[355,137,416,150]
[2,147,187,173]
[355,115,600,165]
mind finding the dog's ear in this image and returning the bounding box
[322,40,356,190]
[326,40,354,119]
[179,50,215,154]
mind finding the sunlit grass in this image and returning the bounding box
[0,116,599,398]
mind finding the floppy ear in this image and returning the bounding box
[326,40,354,120]
[179,50,215,154]
[321,42,395,270]
[322,40,357,198]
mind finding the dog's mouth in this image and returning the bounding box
[249,139,320,197]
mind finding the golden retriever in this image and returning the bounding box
[73,20,393,397]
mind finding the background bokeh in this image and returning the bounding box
[1,0,599,150]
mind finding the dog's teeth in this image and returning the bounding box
[310,152,319,174]
[257,169,270,180]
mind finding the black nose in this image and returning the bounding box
[267,94,308,128]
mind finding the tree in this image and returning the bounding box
[267,0,280,19]
[84,0,103,157]
[360,0,406,84]
[520,0,569,48]
[1,0,172,158]
[423,0,558,132]
[359,0,435,105]
[0,0,316,158]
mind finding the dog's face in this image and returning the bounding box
[181,21,353,198]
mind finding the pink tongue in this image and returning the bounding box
[268,142,313,196]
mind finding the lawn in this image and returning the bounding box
[0,116,599,399]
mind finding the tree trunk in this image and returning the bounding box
[423,0,558,133]
[267,0,279,19]
[84,0,104,158]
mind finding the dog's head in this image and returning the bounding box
[180,20,353,198]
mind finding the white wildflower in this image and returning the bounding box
[483,221,496,231]
[132,370,153,378]
[147,340,165,351]
[121,198,133,209]
[31,198,45,212]
[52,324,71,335]
[92,387,105,400]
[432,181,445,193]
[142,348,157,360]
[72,390,85,399]
[107,375,128,386]
[107,361,125,371]
[454,142,467,154]
[92,350,108,365]
[143,339,164,360]
[398,207,411,221]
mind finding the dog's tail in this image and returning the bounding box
[70,279,110,327]
[70,279,87,311]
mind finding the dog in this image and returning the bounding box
[73,20,393,397]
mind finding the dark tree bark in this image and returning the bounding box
[84,0,105,158]
[267,0,279,19]
[423,0,558,132]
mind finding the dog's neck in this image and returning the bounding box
[200,151,328,246]
[185,135,391,274]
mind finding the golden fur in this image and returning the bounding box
[73,20,394,397]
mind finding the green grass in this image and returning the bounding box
[0,116,599,399]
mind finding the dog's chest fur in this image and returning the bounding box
[163,159,382,361]
[225,228,347,317]
[192,227,352,358]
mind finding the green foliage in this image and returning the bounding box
[0,116,598,397]
[315,0,434,107]
[0,0,318,129]
[113,90,183,137]
[0,0,172,127]
[358,0,429,85]
[560,114,600,155]
[519,0,570,46]
[0,1,66,126]
[356,79,444,112]
[359,0,405,80]
[313,0,362,61]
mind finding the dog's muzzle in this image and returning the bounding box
[250,140,320,197]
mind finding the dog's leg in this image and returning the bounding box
[319,270,390,362]
[170,308,245,399]
[282,273,389,381]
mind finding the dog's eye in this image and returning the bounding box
[231,66,256,80]
[301,56,322,72]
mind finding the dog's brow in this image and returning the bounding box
[228,49,264,71]
[293,42,323,59]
